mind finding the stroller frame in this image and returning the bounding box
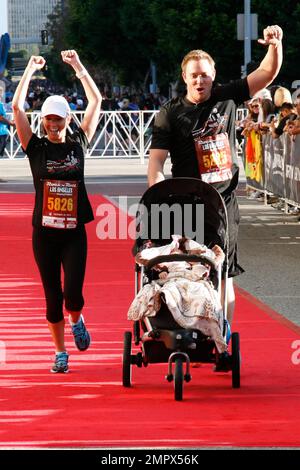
[123,178,241,400]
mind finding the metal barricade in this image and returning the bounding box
[3,108,249,161]
[2,110,159,162]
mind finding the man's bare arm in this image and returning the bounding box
[148,149,169,187]
[247,25,283,97]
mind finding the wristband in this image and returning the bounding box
[76,69,87,79]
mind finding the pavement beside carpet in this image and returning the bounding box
[0,155,246,182]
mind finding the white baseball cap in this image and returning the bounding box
[41,95,70,118]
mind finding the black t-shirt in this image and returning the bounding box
[150,78,250,194]
[25,127,94,227]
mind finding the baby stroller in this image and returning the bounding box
[122,177,241,400]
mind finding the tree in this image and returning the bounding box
[148,0,242,86]
[251,0,300,85]
[64,0,155,85]
[60,0,242,89]
[44,0,300,90]
[44,2,72,86]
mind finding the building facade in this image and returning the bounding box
[4,0,61,53]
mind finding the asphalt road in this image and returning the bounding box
[236,196,300,326]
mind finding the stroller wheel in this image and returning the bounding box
[174,357,184,401]
[231,332,241,388]
[122,331,132,387]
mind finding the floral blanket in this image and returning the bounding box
[128,269,227,353]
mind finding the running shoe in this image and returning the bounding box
[214,351,232,372]
[51,351,69,373]
[71,316,91,351]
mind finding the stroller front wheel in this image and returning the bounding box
[174,357,184,401]
[122,331,132,387]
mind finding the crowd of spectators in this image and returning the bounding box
[237,85,300,142]
[237,85,300,212]
[0,78,169,157]
[2,78,168,114]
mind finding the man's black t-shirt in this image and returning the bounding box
[150,78,251,194]
[25,127,94,227]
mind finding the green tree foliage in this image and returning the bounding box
[44,2,73,86]
[148,0,243,84]
[65,0,126,75]
[45,0,299,90]
[251,0,300,85]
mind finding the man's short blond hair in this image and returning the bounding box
[181,50,215,73]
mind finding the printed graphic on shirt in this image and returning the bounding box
[47,151,81,174]
[193,107,229,139]
[192,108,232,183]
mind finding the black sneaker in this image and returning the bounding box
[214,352,232,372]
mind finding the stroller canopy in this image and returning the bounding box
[135,177,228,252]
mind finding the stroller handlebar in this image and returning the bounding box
[145,253,218,271]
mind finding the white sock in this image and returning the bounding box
[69,314,83,326]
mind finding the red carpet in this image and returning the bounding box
[0,193,300,448]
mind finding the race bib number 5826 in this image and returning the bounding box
[42,179,78,229]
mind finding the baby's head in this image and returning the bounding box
[178,237,188,253]
[170,247,183,254]
[189,248,206,256]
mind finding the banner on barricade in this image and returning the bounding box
[263,134,273,193]
[285,135,300,204]
[244,129,264,190]
[245,131,300,205]
[271,136,285,197]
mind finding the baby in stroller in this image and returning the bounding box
[128,234,227,354]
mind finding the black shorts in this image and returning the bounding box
[222,191,244,278]
[32,225,87,323]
